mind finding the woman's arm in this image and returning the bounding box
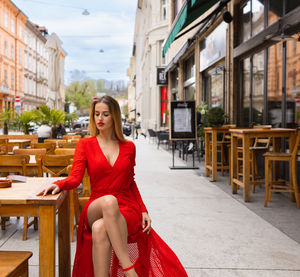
[53,139,87,190]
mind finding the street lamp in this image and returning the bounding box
[82,9,90,16]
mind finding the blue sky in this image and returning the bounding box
[12,0,137,84]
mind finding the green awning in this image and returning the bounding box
[162,0,220,57]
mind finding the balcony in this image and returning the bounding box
[0,84,10,94]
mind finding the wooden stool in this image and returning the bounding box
[0,251,32,277]
[264,130,300,208]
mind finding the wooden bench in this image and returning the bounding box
[0,251,32,277]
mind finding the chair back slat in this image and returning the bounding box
[55,148,75,155]
[0,155,29,175]
[31,143,56,154]
[13,148,47,156]
[39,154,74,177]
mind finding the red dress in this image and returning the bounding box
[54,137,188,277]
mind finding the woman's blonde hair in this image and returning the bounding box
[89,95,126,142]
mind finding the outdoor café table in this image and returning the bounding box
[0,177,70,277]
[230,128,297,202]
[8,139,31,149]
[204,126,233,181]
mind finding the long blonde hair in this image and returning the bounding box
[89,95,126,142]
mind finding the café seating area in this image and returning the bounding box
[204,125,300,208]
[0,134,91,242]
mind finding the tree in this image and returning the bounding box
[12,111,36,134]
[65,80,94,114]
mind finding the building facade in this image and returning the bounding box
[131,0,300,130]
[24,22,48,111]
[129,0,170,130]
[0,0,27,113]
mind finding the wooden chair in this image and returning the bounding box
[67,165,89,242]
[63,135,81,141]
[0,155,36,240]
[60,142,77,148]
[44,139,67,144]
[264,130,300,208]
[31,142,56,154]
[55,148,75,155]
[0,138,8,154]
[0,251,32,277]
[38,154,74,177]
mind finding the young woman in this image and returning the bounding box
[38,96,187,277]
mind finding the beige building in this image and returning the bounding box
[24,22,48,111]
[129,0,169,130]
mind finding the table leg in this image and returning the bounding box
[243,135,250,202]
[205,132,209,177]
[58,192,71,277]
[231,136,238,194]
[211,131,217,181]
[39,206,56,277]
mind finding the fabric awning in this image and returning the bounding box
[162,0,221,57]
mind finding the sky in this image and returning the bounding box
[12,0,138,84]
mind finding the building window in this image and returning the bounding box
[19,75,22,91]
[4,70,8,86]
[19,25,22,39]
[19,50,22,64]
[161,0,167,21]
[4,41,8,56]
[173,0,179,21]
[11,45,14,60]
[11,72,15,90]
[11,19,15,33]
[4,13,8,28]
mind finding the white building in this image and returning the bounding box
[24,22,48,111]
[129,0,169,130]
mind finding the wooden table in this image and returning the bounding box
[230,128,296,202]
[204,126,233,181]
[0,177,71,277]
[8,139,31,149]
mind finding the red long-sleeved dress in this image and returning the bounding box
[54,137,188,277]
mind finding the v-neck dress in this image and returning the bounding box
[54,137,188,277]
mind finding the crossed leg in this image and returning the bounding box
[87,195,138,277]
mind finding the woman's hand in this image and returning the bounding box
[142,212,151,234]
[36,184,61,196]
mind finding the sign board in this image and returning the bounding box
[170,101,196,140]
[157,67,168,85]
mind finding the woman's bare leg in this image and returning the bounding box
[91,219,112,276]
[87,195,138,277]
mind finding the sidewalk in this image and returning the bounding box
[0,137,300,276]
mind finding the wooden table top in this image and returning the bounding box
[229,128,296,134]
[0,177,64,205]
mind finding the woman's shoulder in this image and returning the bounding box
[121,139,135,151]
[76,136,95,147]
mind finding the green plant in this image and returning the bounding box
[0,110,14,134]
[205,107,225,127]
[12,111,36,134]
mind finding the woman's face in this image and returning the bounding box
[94,102,114,133]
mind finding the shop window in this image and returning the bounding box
[239,0,265,43]
[269,0,283,25]
[286,38,300,128]
[184,84,195,101]
[161,86,169,126]
[285,0,300,14]
[252,0,264,37]
[184,55,195,81]
[171,68,178,100]
[252,51,264,124]
[242,57,251,126]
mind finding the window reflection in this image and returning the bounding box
[242,57,251,126]
[252,0,264,36]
